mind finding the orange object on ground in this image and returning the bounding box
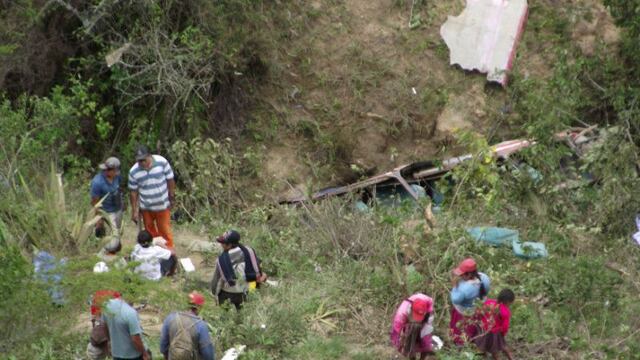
[142,209,173,248]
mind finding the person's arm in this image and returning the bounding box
[127,309,146,357]
[128,170,140,222]
[160,314,172,359]
[131,334,146,355]
[211,261,221,297]
[130,190,139,222]
[197,322,216,360]
[499,306,511,336]
[167,178,176,208]
[450,283,467,306]
[163,160,176,207]
[390,303,408,347]
[155,246,173,260]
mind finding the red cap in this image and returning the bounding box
[189,291,205,306]
[411,298,432,322]
[453,258,477,276]
[91,290,121,316]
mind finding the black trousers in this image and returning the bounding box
[218,290,246,310]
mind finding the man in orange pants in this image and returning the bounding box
[128,145,176,250]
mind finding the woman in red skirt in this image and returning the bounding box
[449,258,491,345]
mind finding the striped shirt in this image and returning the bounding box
[128,155,174,211]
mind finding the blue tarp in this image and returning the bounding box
[467,227,519,247]
[466,226,548,259]
[512,241,548,259]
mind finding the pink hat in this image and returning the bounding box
[453,258,477,276]
[411,298,432,322]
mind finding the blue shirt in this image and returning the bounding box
[102,298,143,359]
[128,155,174,211]
[160,312,215,360]
[451,272,491,310]
[90,173,123,213]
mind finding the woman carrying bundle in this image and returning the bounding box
[450,257,491,345]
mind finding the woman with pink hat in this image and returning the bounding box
[449,257,491,345]
[390,293,435,359]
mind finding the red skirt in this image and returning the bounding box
[449,307,481,346]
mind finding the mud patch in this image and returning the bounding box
[436,82,487,135]
[570,0,620,56]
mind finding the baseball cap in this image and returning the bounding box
[99,157,121,170]
[189,291,205,306]
[135,145,150,161]
[453,258,477,276]
[411,298,432,322]
[216,230,241,245]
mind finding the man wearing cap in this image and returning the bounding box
[390,293,435,359]
[211,230,267,310]
[160,291,215,360]
[91,156,124,253]
[449,257,491,346]
[128,145,176,249]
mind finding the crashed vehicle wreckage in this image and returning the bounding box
[280,139,535,205]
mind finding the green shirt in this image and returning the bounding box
[102,298,143,359]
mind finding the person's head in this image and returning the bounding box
[410,297,433,323]
[137,230,153,248]
[216,229,241,250]
[497,288,515,306]
[134,145,152,169]
[453,258,478,280]
[188,291,205,314]
[99,157,120,179]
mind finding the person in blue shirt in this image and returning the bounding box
[102,296,149,360]
[160,291,216,360]
[449,257,491,346]
[90,157,124,253]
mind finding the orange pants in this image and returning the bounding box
[142,209,173,249]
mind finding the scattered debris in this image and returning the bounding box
[440,0,529,86]
[280,139,533,204]
[179,258,195,272]
[105,43,132,68]
[221,345,246,360]
[265,279,280,287]
[632,215,640,246]
[93,261,109,273]
[432,335,444,351]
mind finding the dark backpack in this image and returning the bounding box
[90,322,109,347]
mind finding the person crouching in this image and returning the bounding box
[131,230,176,281]
[390,293,435,360]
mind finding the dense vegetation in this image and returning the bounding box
[1,0,639,359]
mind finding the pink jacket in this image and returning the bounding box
[390,293,434,353]
[479,299,510,336]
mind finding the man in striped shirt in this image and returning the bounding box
[128,145,176,249]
